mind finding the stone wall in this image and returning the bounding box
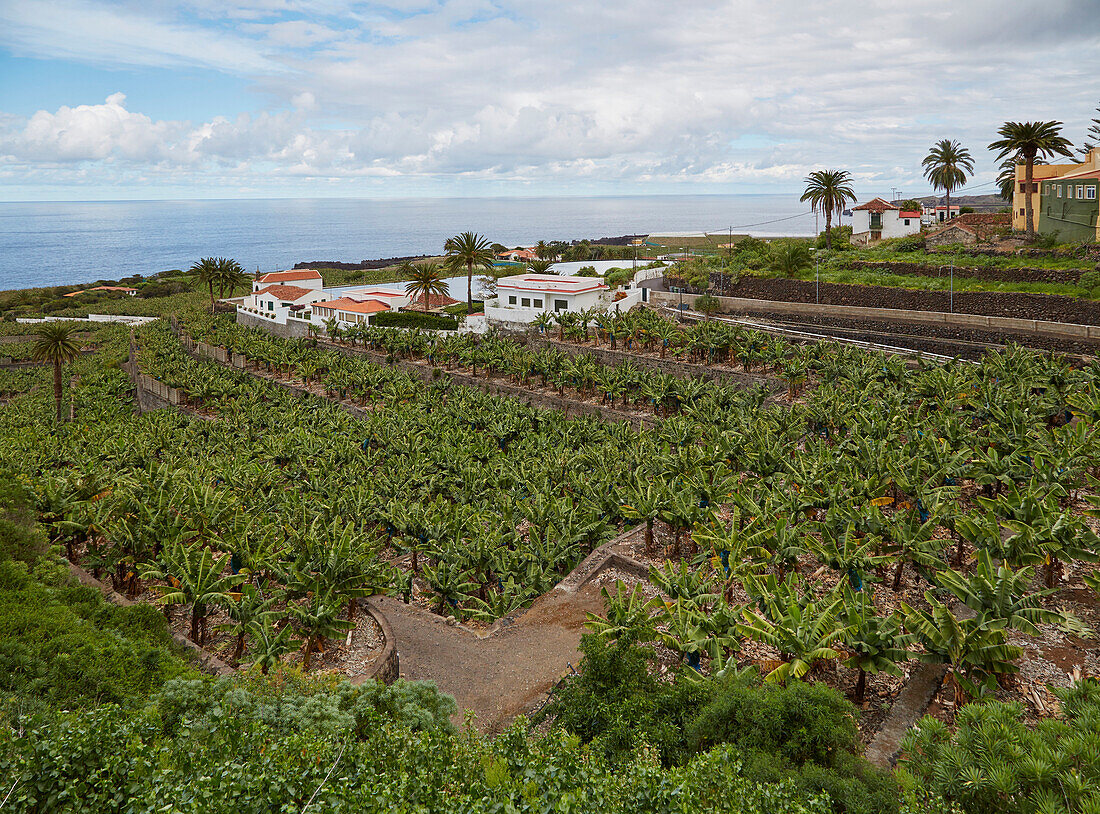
[359,598,399,685]
[651,291,1100,343]
[235,309,313,339]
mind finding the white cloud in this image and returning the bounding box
[0,0,1098,196]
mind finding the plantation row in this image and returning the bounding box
[163,316,1100,702]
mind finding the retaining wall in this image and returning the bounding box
[236,308,313,339]
[841,259,1087,285]
[651,291,1100,343]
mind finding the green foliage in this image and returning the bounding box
[815,225,853,250]
[694,293,722,317]
[371,311,459,330]
[899,679,1100,814]
[537,635,898,814]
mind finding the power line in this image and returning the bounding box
[704,211,814,233]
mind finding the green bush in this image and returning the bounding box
[372,311,459,331]
[898,680,1100,814]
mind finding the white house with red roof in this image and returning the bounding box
[851,198,922,245]
[245,284,328,320]
[252,269,323,292]
[485,273,627,326]
[310,296,394,326]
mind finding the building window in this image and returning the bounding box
[1045,183,1051,194]
[1031,183,1039,192]
[1057,185,1062,197]
[1019,209,1025,216]
[521,297,530,307]
[268,301,274,310]
[508,295,517,305]
[1087,186,1097,200]
[554,299,568,312]
[533,298,543,308]
[903,219,910,226]
[1019,182,1027,193]
[1077,185,1085,199]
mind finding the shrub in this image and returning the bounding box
[576,265,599,276]
[372,312,459,331]
[816,225,853,250]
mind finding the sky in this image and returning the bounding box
[1,0,1098,202]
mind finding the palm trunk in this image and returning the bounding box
[855,667,867,704]
[303,637,314,670]
[824,209,833,250]
[1024,159,1035,240]
[53,361,64,423]
[645,519,655,556]
[467,261,474,312]
[208,282,216,314]
[233,632,246,663]
[190,604,202,643]
[945,187,951,224]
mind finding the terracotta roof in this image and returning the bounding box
[852,198,899,212]
[339,288,405,300]
[257,269,322,284]
[928,222,977,238]
[254,284,318,301]
[1055,169,1100,181]
[899,211,922,218]
[955,213,1011,226]
[311,297,391,315]
[403,292,460,311]
[63,285,138,297]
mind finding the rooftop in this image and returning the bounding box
[311,297,391,315]
[257,269,322,284]
[852,198,899,213]
[496,274,609,294]
[254,284,318,301]
[404,292,460,311]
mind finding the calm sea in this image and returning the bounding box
[0,195,815,291]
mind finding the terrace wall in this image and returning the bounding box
[650,291,1100,343]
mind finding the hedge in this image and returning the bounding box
[372,312,459,330]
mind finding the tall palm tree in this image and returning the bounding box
[404,263,448,311]
[535,240,554,260]
[1077,101,1099,159]
[800,170,857,250]
[444,232,495,312]
[989,121,1074,240]
[214,257,248,301]
[32,322,81,423]
[528,259,555,273]
[189,257,221,313]
[922,139,974,223]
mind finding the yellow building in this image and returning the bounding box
[1013,147,1100,231]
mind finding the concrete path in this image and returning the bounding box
[375,582,608,733]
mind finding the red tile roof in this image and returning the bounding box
[312,297,391,315]
[63,285,139,297]
[257,269,322,284]
[253,284,317,301]
[403,292,460,311]
[852,198,899,213]
[899,211,922,218]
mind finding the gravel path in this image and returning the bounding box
[376,582,608,733]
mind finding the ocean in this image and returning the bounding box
[0,195,816,291]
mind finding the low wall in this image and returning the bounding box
[236,308,313,339]
[841,259,1087,285]
[650,291,1100,343]
[358,598,400,685]
[65,560,235,677]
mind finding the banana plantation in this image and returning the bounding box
[3,309,1100,728]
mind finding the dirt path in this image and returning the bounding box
[375,582,608,732]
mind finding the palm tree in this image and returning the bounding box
[921,139,974,223]
[800,170,857,250]
[444,232,495,313]
[32,322,82,423]
[189,257,221,313]
[535,240,554,260]
[996,155,1045,201]
[214,257,248,301]
[528,259,555,273]
[989,121,1074,240]
[769,242,813,278]
[404,263,448,311]
[1077,100,1099,158]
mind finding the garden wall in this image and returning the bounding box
[839,259,1087,285]
[236,309,313,339]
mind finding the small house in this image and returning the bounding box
[850,199,922,245]
[252,269,323,293]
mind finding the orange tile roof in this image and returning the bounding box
[312,297,391,314]
[63,285,139,297]
[852,198,899,212]
[257,269,322,284]
[403,292,460,311]
[254,284,318,301]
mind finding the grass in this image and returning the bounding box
[794,266,1098,299]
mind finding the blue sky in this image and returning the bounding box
[1,0,1098,201]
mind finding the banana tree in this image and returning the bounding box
[738,585,846,683]
[286,585,353,670]
[142,542,246,644]
[244,616,299,675]
[841,592,911,704]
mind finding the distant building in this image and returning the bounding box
[1014,147,1100,235]
[496,274,609,313]
[252,269,323,292]
[310,297,393,326]
[63,286,138,297]
[497,248,539,262]
[1039,166,1100,243]
[925,213,1011,247]
[850,198,922,245]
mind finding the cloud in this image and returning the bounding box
[0,0,1098,196]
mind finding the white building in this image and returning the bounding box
[310,296,394,326]
[850,198,922,245]
[922,204,961,225]
[244,284,328,321]
[497,274,608,313]
[252,269,323,293]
